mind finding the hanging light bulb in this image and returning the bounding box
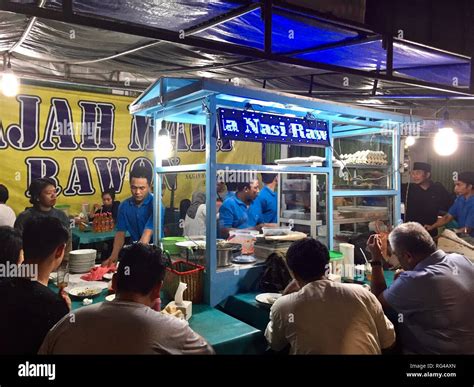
[433,127,458,156]
[405,136,416,147]
[434,108,458,156]
[155,127,173,159]
[1,55,19,97]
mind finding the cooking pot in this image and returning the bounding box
[176,240,206,264]
[217,242,241,267]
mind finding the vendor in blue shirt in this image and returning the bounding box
[254,173,278,223]
[425,171,474,237]
[219,180,263,238]
[102,166,164,266]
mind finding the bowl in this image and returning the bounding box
[161,237,187,255]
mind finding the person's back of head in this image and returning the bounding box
[115,243,166,297]
[0,184,9,204]
[22,217,69,264]
[0,226,22,265]
[389,222,437,269]
[286,238,329,284]
[262,173,277,185]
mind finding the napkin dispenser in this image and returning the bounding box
[165,282,192,320]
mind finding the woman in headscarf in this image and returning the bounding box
[183,192,206,237]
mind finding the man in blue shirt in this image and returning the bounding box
[219,180,263,238]
[103,166,157,266]
[425,171,474,237]
[367,222,474,354]
[254,173,278,224]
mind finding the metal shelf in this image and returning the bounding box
[280,217,323,226]
[334,164,389,169]
[333,216,388,225]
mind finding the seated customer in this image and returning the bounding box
[0,217,70,355]
[89,189,120,222]
[265,238,395,354]
[0,226,23,266]
[39,243,214,355]
[367,222,474,354]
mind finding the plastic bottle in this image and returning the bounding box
[98,213,104,233]
[92,215,98,232]
[106,213,112,231]
[110,213,115,231]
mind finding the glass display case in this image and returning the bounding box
[332,132,393,190]
[332,195,395,261]
[330,128,399,262]
[279,172,328,246]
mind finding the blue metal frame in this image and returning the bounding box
[134,77,413,306]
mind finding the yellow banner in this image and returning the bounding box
[0,85,262,217]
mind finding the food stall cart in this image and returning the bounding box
[130,77,415,306]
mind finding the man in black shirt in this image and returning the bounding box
[0,217,70,355]
[401,162,453,237]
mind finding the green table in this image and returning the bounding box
[222,270,396,332]
[48,281,265,355]
[189,305,266,354]
[71,228,118,248]
[220,292,270,331]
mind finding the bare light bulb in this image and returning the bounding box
[433,127,458,156]
[405,136,416,147]
[1,70,19,97]
[155,130,173,159]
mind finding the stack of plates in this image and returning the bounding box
[68,249,97,273]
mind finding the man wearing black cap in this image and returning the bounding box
[425,171,474,237]
[401,162,453,237]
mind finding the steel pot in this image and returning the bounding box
[217,242,241,267]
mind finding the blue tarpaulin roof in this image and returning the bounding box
[1,0,472,108]
[59,0,470,89]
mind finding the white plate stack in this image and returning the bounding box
[68,249,97,273]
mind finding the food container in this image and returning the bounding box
[228,230,258,255]
[262,226,292,236]
[162,236,187,255]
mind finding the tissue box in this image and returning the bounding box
[166,301,192,320]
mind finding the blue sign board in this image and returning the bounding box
[217,108,329,146]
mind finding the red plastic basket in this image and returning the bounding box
[162,260,205,304]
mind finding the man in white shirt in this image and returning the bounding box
[39,243,214,355]
[0,184,16,227]
[265,238,395,354]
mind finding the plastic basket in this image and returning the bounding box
[162,260,205,304]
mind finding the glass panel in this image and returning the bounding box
[279,172,328,247]
[332,132,393,190]
[333,195,394,262]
